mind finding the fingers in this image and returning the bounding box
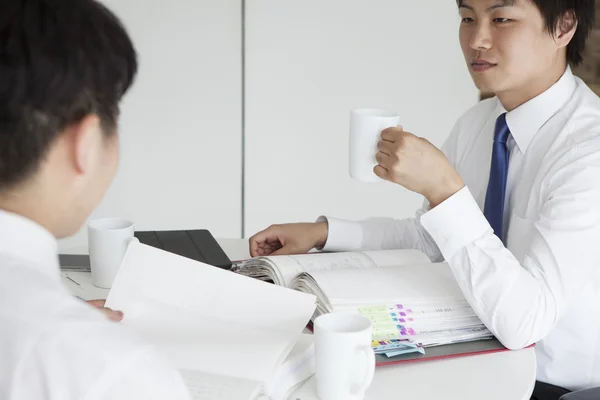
[85,300,124,322]
[381,127,403,142]
[255,239,283,256]
[376,139,393,155]
[249,230,269,257]
[100,307,124,322]
[249,225,283,257]
[376,139,394,171]
[375,151,389,166]
[373,164,388,179]
[381,127,418,144]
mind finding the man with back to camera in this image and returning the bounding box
[250,1,600,399]
[0,0,193,398]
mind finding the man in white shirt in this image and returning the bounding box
[250,1,600,399]
[0,0,192,399]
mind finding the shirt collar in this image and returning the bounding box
[0,209,60,279]
[499,66,577,153]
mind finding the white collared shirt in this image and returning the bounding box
[0,210,192,400]
[321,67,600,391]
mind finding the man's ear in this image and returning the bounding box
[67,114,102,174]
[554,10,578,49]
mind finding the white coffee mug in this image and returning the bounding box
[349,108,400,182]
[88,218,134,289]
[314,312,376,400]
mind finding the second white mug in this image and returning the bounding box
[314,312,376,400]
[88,217,134,289]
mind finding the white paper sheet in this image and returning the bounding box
[308,262,466,305]
[105,241,316,383]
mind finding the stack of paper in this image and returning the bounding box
[234,248,495,355]
[291,263,494,349]
[360,301,493,348]
[105,240,317,400]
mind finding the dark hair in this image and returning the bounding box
[457,0,595,67]
[0,0,137,189]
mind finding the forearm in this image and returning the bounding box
[319,204,444,261]
[441,237,558,349]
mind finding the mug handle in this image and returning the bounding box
[350,345,376,396]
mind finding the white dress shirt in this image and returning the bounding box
[321,67,600,391]
[0,210,192,400]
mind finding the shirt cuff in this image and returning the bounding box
[315,216,363,252]
[420,186,492,259]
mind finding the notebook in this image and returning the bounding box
[104,240,316,400]
[234,249,508,363]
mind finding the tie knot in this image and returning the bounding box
[494,113,510,144]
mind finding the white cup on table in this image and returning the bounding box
[88,218,134,289]
[349,108,400,182]
[314,312,376,400]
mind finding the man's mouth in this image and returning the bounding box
[471,59,497,72]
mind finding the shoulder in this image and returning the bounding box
[551,79,600,157]
[540,81,600,191]
[562,79,600,137]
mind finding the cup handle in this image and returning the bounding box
[350,345,376,396]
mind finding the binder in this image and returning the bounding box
[375,338,525,366]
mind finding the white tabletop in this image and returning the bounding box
[61,238,537,400]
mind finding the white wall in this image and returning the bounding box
[58,1,479,251]
[59,0,243,252]
[244,0,479,237]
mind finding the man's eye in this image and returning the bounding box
[494,18,511,23]
[461,17,475,23]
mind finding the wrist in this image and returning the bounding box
[313,221,329,249]
[426,176,465,208]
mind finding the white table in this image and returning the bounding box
[61,238,537,400]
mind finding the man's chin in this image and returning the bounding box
[471,78,499,96]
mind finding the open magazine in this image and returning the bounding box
[234,249,495,352]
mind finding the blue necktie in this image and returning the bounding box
[483,113,510,241]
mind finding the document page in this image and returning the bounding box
[105,241,316,383]
[307,262,466,306]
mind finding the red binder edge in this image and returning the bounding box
[375,343,535,366]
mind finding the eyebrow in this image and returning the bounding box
[459,0,515,12]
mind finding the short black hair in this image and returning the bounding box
[457,0,595,67]
[0,0,137,189]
